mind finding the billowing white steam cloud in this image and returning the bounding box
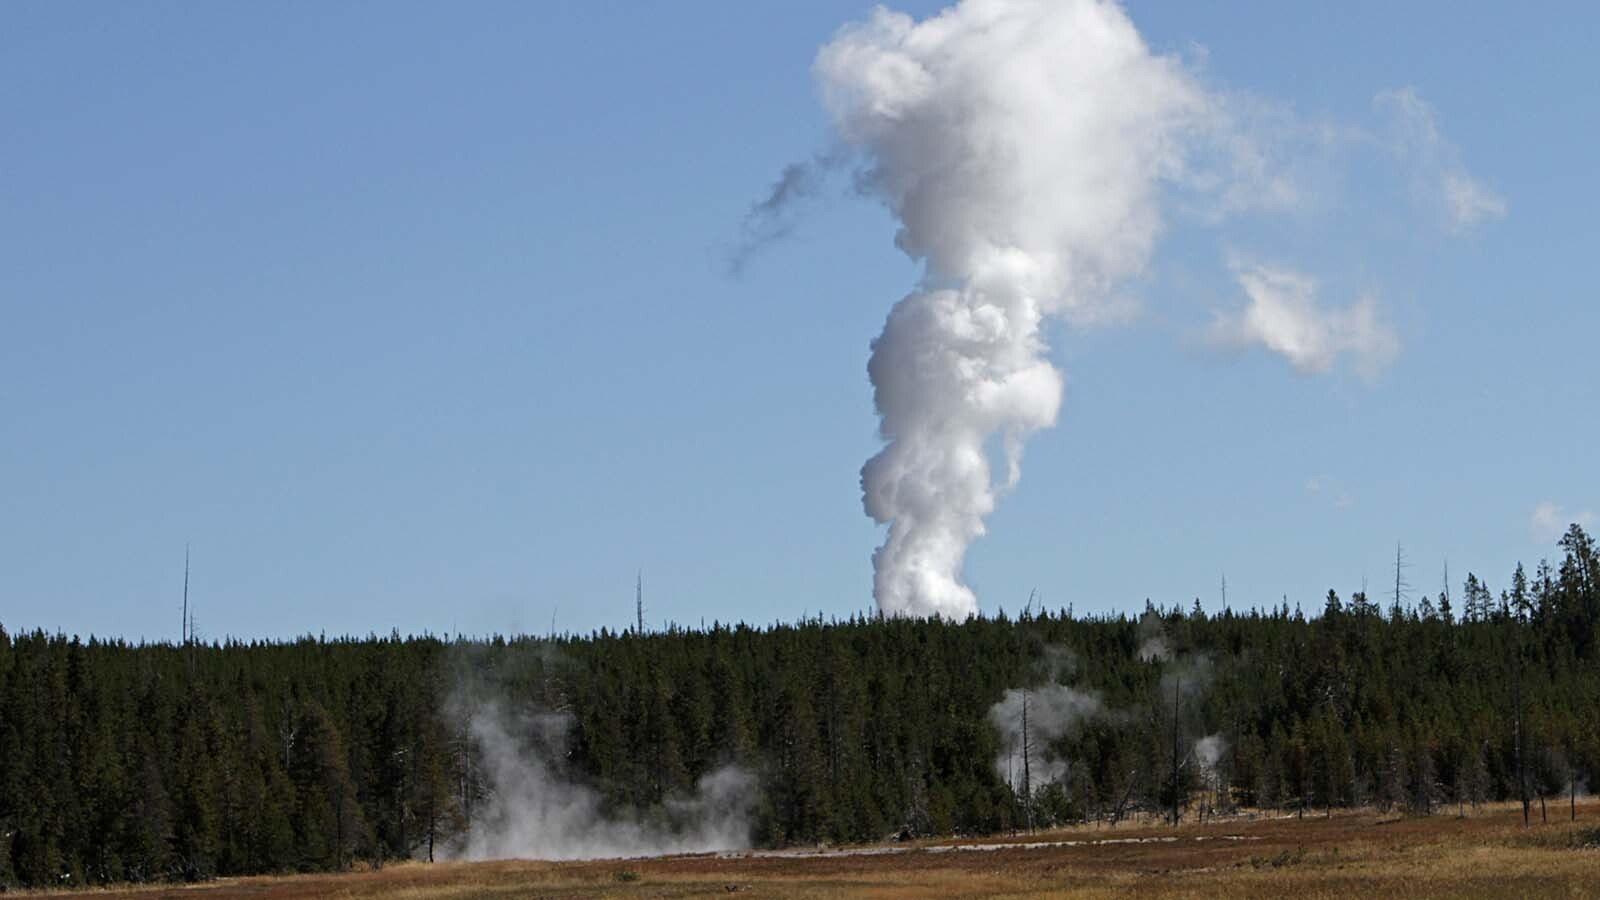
[805,0,1499,619]
[817,0,1217,618]
[451,701,756,861]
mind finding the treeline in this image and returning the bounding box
[1,524,1597,887]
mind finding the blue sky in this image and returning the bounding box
[2,1,1595,641]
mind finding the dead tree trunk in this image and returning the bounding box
[1021,688,1034,832]
[1171,678,1182,827]
[1514,654,1529,827]
[1111,769,1139,825]
[426,790,436,863]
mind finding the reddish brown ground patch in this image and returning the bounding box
[31,801,1600,899]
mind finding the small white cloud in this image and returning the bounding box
[1443,171,1508,231]
[1374,87,1506,233]
[1532,501,1597,543]
[1306,474,1353,510]
[1207,264,1399,379]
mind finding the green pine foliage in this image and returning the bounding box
[0,525,1597,888]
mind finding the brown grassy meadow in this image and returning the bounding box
[33,801,1600,899]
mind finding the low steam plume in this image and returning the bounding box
[445,653,756,861]
[1193,733,1227,774]
[988,647,1101,792]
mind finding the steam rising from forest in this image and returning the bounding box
[1193,734,1227,776]
[990,616,1221,808]
[445,653,756,861]
[989,647,1102,791]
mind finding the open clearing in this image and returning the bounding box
[37,801,1600,899]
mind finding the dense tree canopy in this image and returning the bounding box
[2,525,1597,888]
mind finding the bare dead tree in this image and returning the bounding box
[1392,542,1411,615]
[1005,737,1016,833]
[1021,686,1034,832]
[425,786,437,862]
[1110,768,1139,825]
[181,543,190,645]
[635,571,644,634]
[1171,677,1181,826]
[1514,646,1529,827]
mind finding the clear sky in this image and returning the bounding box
[3,1,1595,642]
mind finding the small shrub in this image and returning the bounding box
[1250,846,1306,868]
[1558,827,1600,850]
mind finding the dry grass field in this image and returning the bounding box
[33,801,1600,899]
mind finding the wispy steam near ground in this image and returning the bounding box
[988,648,1102,791]
[1193,734,1228,773]
[986,627,1221,805]
[445,654,756,862]
[448,701,755,861]
[1192,733,1229,796]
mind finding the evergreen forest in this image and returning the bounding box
[2,524,1597,888]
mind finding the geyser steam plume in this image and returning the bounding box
[816,0,1215,618]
